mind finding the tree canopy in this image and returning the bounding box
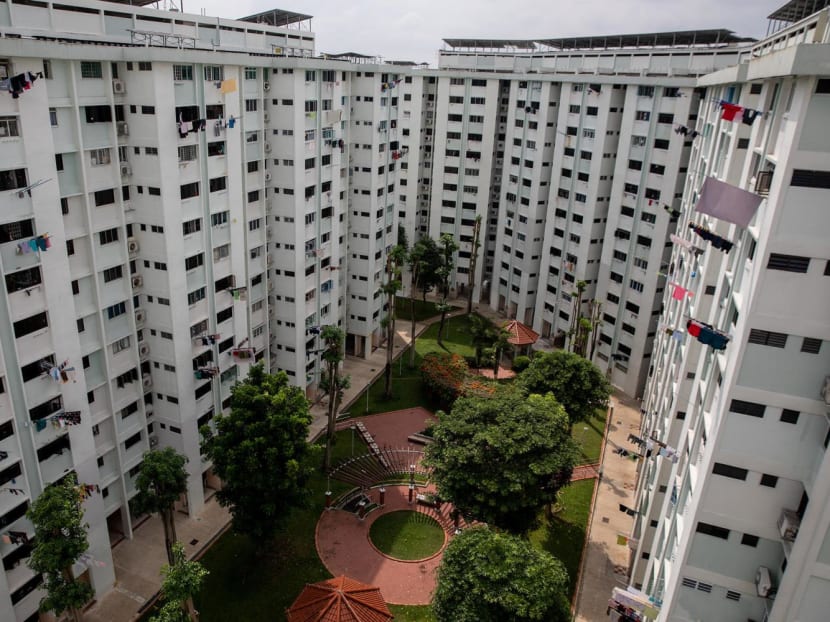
[133,447,188,565]
[516,350,612,426]
[424,390,578,533]
[27,474,93,622]
[201,364,316,540]
[410,236,443,300]
[433,527,570,622]
[150,541,208,622]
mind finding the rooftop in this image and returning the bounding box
[238,8,313,28]
[443,29,755,52]
[768,0,830,22]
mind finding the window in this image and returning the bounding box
[182,218,201,235]
[180,182,200,200]
[729,399,765,418]
[90,148,110,166]
[49,108,58,127]
[740,533,759,547]
[696,521,729,539]
[780,409,800,424]
[178,144,197,162]
[138,61,152,71]
[204,66,223,81]
[106,301,127,319]
[801,337,822,354]
[94,189,115,206]
[209,177,227,193]
[173,65,193,81]
[245,99,257,112]
[767,253,810,273]
[244,67,257,80]
[712,462,748,480]
[0,116,20,138]
[103,266,123,282]
[760,474,779,488]
[791,169,830,189]
[211,212,229,227]
[80,62,103,78]
[98,228,119,245]
[635,111,650,121]
[187,287,206,305]
[185,253,204,271]
[657,113,674,124]
[748,329,788,348]
[13,312,48,338]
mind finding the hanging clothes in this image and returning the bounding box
[741,108,761,125]
[674,125,688,136]
[227,116,236,129]
[695,177,763,228]
[663,205,681,219]
[671,283,692,301]
[686,319,730,350]
[719,101,743,121]
[670,233,692,250]
[688,223,734,254]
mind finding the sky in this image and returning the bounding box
[187,0,788,64]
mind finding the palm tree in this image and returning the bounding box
[436,234,459,347]
[489,327,513,379]
[382,245,406,398]
[469,314,493,368]
[321,325,349,471]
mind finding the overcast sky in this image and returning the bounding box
[189,0,787,64]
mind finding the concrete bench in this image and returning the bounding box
[407,433,434,445]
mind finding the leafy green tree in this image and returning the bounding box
[407,237,440,368]
[201,365,316,541]
[436,233,460,347]
[487,326,513,379]
[27,474,93,622]
[434,527,570,622]
[133,447,188,566]
[517,350,612,427]
[424,391,577,533]
[382,245,407,398]
[319,325,350,471]
[150,542,208,622]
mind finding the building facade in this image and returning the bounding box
[622,6,830,622]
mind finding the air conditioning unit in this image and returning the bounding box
[263,112,270,123]
[149,435,159,448]
[127,238,139,254]
[142,373,152,389]
[823,375,830,406]
[264,171,272,182]
[756,566,773,598]
[112,79,126,94]
[131,275,143,289]
[139,343,150,358]
[117,121,129,137]
[264,143,272,153]
[778,509,800,541]
[135,309,146,324]
[120,163,132,177]
[263,82,271,91]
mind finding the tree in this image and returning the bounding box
[412,236,443,302]
[424,391,578,533]
[516,350,612,427]
[319,325,350,471]
[133,447,188,566]
[468,314,494,368]
[568,280,588,353]
[201,365,316,541]
[150,542,208,622]
[466,215,482,314]
[435,233,459,347]
[433,527,570,622]
[27,474,93,622]
[487,326,512,379]
[382,245,407,399]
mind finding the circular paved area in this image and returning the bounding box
[316,485,453,605]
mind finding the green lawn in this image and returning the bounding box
[528,478,596,599]
[389,604,436,621]
[349,313,483,415]
[395,297,442,322]
[369,510,445,560]
[572,409,607,465]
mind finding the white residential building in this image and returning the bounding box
[623,4,830,621]
[434,33,750,397]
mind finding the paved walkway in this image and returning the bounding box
[337,407,438,449]
[316,485,449,605]
[573,392,642,621]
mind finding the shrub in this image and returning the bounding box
[420,352,496,408]
[512,355,531,373]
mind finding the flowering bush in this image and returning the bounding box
[420,352,496,407]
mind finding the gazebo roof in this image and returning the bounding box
[286,575,394,622]
[503,319,540,346]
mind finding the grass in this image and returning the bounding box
[369,510,445,560]
[395,297,442,322]
[528,478,596,599]
[350,313,482,415]
[572,409,607,465]
[389,604,436,621]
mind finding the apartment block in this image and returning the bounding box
[623,6,830,621]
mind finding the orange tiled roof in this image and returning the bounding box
[503,319,540,346]
[286,575,394,622]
